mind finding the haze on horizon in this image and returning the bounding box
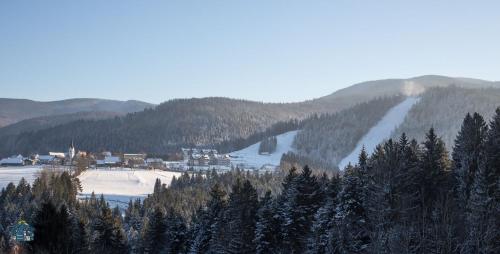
[1,0,499,104]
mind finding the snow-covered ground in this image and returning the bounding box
[78,168,182,207]
[0,166,42,189]
[338,97,421,169]
[229,130,298,169]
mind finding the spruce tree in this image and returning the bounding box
[254,191,280,254]
[30,202,73,254]
[225,179,259,254]
[281,166,324,253]
[143,207,167,253]
[91,206,128,254]
[420,128,451,208]
[188,183,227,254]
[466,108,500,253]
[308,175,341,254]
[164,209,188,254]
[334,165,370,254]
[453,113,488,209]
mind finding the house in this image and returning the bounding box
[145,158,164,169]
[49,152,66,159]
[183,148,231,168]
[216,155,231,167]
[37,155,58,165]
[123,153,146,167]
[0,155,25,166]
[96,156,122,167]
[164,161,185,171]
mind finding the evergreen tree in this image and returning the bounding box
[420,128,451,206]
[225,179,259,254]
[419,128,454,253]
[189,183,227,254]
[281,166,324,253]
[465,108,500,253]
[164,209,188,254]
[254,191,280,254]
[452,113,488,209]
[91,206,128,254]
[466,161,498,253]
[334,165,370,254]
[308,175,341,254]
[30,202,73,254]
[143,207,167,254]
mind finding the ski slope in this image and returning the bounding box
[338,97,420,169]
[229,130,298,169]
[0,166,42,189]
[78,169,182,206]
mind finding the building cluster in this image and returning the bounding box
[0,142,78,167]
[182,148,231,171]
[0,144,234,172]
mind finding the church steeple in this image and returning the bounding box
[68,140,75,161]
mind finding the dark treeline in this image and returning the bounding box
[215,119,300,154]
[1,109,499,253]
[258,136,278,154]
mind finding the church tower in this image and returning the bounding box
[68,140,75,161]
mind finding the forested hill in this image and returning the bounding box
[393,86,500,148]
[0,111,124,138]
[292,86,500,169]
[0,98,153,127]
[0,97,320,156]
[0,75,499,157]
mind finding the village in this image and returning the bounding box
[0,142,277,173]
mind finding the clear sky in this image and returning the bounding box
[1,0,499,104]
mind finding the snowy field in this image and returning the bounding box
[78,168,182,207]
[338,97,421,169]
[229,130,298,169]
[0,166,43,190]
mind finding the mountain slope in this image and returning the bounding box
[229,130,298,169]
[294,86,500,169]
[0,98,153,127]
[316,75,499,107]
[338,97,420,169]
[392,86,500,149]
[0,111,123,138]
[293,96,405,168]
[0,75,498,158]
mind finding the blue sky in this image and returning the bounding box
[1,0,499,103]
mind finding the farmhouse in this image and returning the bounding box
[123,153,146,167]
[0,155,25,166]
[145,158,164,169]
[96,156,122,167]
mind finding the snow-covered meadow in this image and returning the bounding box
[338,97,421,169]
[78,168,182,206]
[229,130,298,169]
[0,166,42,190]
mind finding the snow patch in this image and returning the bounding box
[0,166,43,190]
[229,130,298,169]
[78,168,182,202]
[338,97,420,169]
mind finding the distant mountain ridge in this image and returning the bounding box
[0,111,124,138]
[0,75,498,158]
[0,98,154,128]
[317,75,499,105]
